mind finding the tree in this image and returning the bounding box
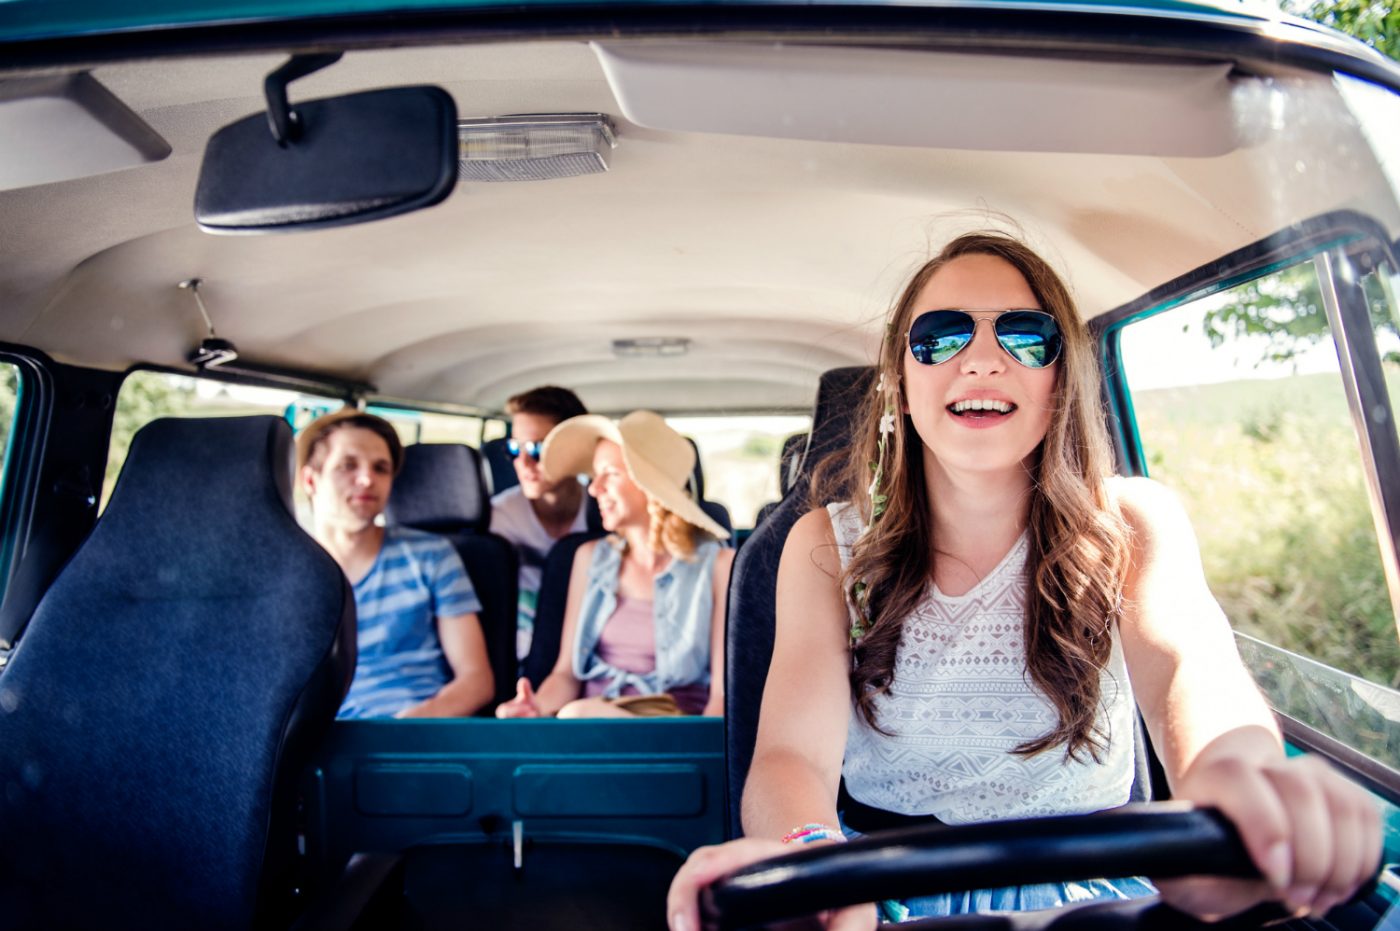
[1199,255,1398,368]
[1281,0,1399,61]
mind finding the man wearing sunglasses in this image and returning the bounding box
[489,386,590,663]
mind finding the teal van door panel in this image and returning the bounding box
[514,764,705,818]
[303,717,726,885]
[356,764,475,817]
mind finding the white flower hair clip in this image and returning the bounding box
[852,359,897,644]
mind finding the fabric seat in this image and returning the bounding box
[480,436,517,496]
[384,443,520,710]
[724,367,874,837]
[683,436,733,540]
[521,528,604,688]
[0,415,355,930]
[752,430,809,529]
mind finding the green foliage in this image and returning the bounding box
[104,372,199,501]
[1200,260,1398,366]
[0,365,18,461]
[741,434,780,459]
[1134,372,1400,691]
[1282,0,1400,61]
[1200,265,1328,364]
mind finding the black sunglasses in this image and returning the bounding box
[506,438,544,461]
[908,309,1062,369]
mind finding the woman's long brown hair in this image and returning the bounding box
[824,232,1130,761]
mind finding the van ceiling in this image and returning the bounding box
[0,40,1393,413]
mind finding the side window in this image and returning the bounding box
[1115,246,1400,769]
[0,362,20,500]
[287,403,484,450]
[666,414,812,527]
[482,419,508,443]
[105,371,306,509]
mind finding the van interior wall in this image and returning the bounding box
[0,359,122,651]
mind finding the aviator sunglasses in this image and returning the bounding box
[908,309,1063,369]
[506,438,545,461]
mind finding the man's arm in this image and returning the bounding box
[397,611,495,718]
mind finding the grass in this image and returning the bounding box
[1132,371,1400,690]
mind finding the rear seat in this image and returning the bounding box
[384,443,519,712]
[479,436,516,496]
[521,496,604,688]
[753,431,808,529]
[725,366,874,837]
[684,436,733,542]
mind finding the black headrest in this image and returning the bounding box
[684,436,706,501]
[778,431,808,497]
[794,366,874,492]
[0,415,354,929]
[724,366,873,838]
[385,443,490,533]
[480,436,518,497]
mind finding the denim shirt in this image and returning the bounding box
[571,537,720,696]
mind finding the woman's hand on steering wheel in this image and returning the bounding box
[667,837,877,931]
[1157,750,1382,922]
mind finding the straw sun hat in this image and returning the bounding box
[541,411,730,540]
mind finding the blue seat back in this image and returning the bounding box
[724,367,874,838]
[0,415,354,930]
[480,436,517,496]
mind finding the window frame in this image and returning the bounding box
[1095,210,1400,791]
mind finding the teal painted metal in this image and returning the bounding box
[0,0,1285,44]
[304,717,727,883]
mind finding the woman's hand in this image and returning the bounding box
[666,838,878,931]
[1156,747,1381,921]
[494,677,543,718]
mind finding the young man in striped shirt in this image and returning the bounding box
[299,410,495,718]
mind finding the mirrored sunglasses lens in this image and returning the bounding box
[995,312,1062,368]
[506,439,543,460]
[909,311,974,365]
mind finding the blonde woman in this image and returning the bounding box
[496,411,733,719]
[667,233,1379,927]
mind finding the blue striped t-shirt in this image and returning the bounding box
[337,526,483,719]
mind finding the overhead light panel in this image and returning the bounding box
[612,337,690,358]
[458,113,616,182]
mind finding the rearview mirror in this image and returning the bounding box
[195,84,458,233]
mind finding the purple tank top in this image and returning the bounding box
[583,594,709,714]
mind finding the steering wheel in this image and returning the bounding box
[699,803,1261,930]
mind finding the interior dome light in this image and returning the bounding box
[458,113,616,182]
[612,337,690,357]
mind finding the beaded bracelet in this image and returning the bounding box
[780,822,846,845]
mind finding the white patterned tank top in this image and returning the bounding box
[830,502,1136,825]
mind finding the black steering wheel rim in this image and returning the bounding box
[700,803,1258,930]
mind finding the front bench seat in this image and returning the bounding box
[724,367,873,838]
[0,415,355,930]
[384,443,519,710]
